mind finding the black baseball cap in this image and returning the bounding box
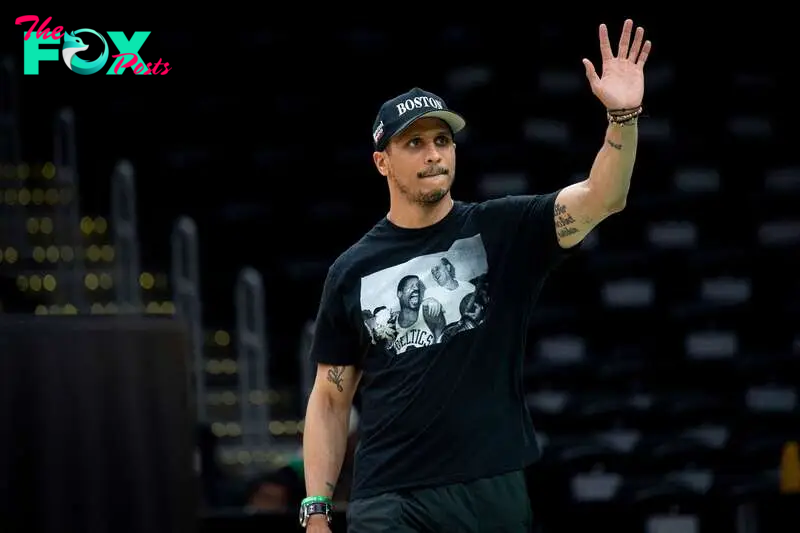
[371,87,466,152]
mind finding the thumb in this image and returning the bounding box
[582,58,599,85]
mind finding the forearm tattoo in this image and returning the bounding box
[327,366,345,392]
[606,139,623,150]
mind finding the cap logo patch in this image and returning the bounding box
[373,120,384,143]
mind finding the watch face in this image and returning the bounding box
[299,502,329,527]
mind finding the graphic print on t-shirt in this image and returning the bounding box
[359,234,490,357]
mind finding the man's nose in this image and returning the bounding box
[424,143,443,164]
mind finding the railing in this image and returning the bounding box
[236,266,271,475]
[111,159,142,312]
[171,215,206,422]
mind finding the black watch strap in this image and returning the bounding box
[301,501,332,527]
[306,502,330,517]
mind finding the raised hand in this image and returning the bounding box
[582,19,652,111]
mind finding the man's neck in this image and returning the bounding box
[398,308,419,328]
[387,196,454,229]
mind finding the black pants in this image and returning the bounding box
[346,470,532,533]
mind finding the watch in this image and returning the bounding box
[299,500,333,528]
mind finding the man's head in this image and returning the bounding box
[431,257,456,287]
[397,275,424,310]
[371,88,466,206]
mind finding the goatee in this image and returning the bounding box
[414,188,448,205]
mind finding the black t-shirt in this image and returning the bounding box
[309,191,579,500]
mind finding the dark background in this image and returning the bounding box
[1,11,798,533]
[6,13,791,385]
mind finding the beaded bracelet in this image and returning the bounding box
[607,106,642,125]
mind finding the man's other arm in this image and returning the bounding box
[553,120,639,248]
[302,363,362,526]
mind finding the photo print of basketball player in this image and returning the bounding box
[359,234,489,357]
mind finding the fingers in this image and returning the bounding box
[629,26,644,61]
[582,58,599,86]
[636,40,652,66]
[617,19,633,59]
[599,19,651,63]
[598,24,613,62]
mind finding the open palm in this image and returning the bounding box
[582,19,652,110]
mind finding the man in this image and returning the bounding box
[301,20,652,532]
[439,289,488,344]
[391,274,446,353]
[428,257,476,326]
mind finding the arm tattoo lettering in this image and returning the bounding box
[326,481,336,494]
[554,202,579,238]
[327,366,345,392]
[606,139,623,150]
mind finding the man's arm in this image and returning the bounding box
[553,119,638,248]
[303,363,362,507]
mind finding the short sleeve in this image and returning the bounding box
[483,189,579,272]
[308,267,364,368]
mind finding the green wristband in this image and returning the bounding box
[302,495,333,507]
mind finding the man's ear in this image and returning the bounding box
[373,151,389,177]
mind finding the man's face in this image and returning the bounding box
[398,277,424,310]
[374,117,456,205]
[432,259,455,286]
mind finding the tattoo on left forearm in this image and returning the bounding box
[554,202,579,238]
[326,481,336,494]
[606,139,623,150]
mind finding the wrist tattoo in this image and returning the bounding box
[327,366,344,392]
[606,139,623,150]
